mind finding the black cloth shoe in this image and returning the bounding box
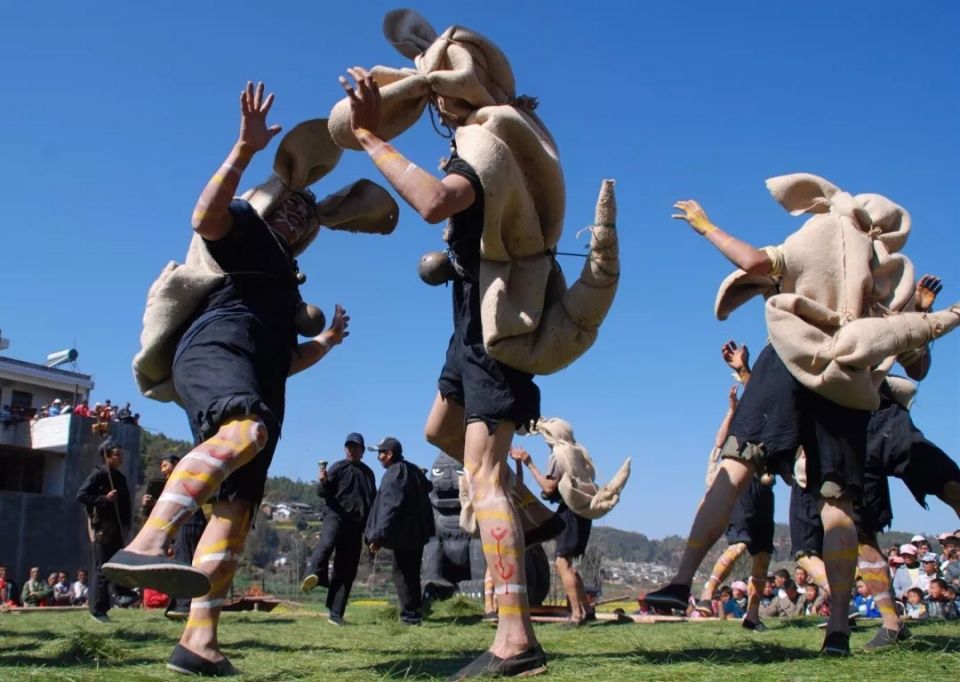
[167,644,239,676]
[741,618,768,632]
[103,550,210,599]
[820,631,851,657]
[447,645,547,680]
[523,514,565,547]
[643,584,691,613]
[89,612,111,624]
[863,625,907,651]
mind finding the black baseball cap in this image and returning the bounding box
[344,432,365,448]
[99,437,122,457]
[161,454,181,465]
[368,436,402,457]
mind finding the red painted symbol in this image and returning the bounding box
[491,527,516,581]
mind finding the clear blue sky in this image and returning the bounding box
[3,1,958,539]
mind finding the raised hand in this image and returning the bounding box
[915,274,943,312]
[728,384,739,411]
[338,67,382,136]
[721,340,750,373]
[238,81,282,153]
[672,200,715,235]
[320,305,350,346]
[508,447,531,465]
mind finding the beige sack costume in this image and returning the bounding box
[714,173,960,410]
[133,119,399,404]
[328,9,620,375]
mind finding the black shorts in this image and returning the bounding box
[859,397,914,532]
[554,503,592,559]
[725,477,775,555]
[173,311,290,507]
[789,482,823,559]
[723,344,871,498]
[438,278,540,432]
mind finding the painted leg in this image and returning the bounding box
[819,498,858,637]
[797,555,830,592]
[744,551,770,625]
[700,543,748,601]
[483,568,496,615]
[178,500,251,664]
[556,556,585,622]
[857,542,900,632]
[675,459,755,586]
[128,417,266,555]
[425,393,554,536]
[574,572,593,618]
[464,420,538,660]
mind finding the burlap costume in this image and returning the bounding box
[328,9,620,375]
[714,173,960,410]
[133,119,399,404]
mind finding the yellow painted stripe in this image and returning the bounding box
[169,470,219,486]
[145,517,173,531]
[184,618,216,629]
[497,605,527,617]
[481,544,521,557]
[475,510,513,522]
[373,152,403,166]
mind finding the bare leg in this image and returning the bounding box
[819,498,858,637]
[857,542,901,632]
[744,551,770,624]
[463,420,537,659]
[126,417,266,556]
[555,556,586,622]
[674,459,755,586]
[700,543,748,601]
[179,500,251,662]
[425,392,554,532]
[797,555,830,592]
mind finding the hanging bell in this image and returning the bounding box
[295,302,326,337]
[418,250,455,286]
[296,271,307,285]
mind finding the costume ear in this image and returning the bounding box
[765,173,841,216]
[273,119,342,189]
[383,8,438,59]
[856,193,911,253]
[314,179,399,235]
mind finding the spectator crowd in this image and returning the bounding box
[1,398,140,427]
[637,531,960,622]
[0,564,89,608]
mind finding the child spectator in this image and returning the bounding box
[853,577,881,618]
[904,587,927,620]
[731,581,748,614]
[800,583,826,616]
[925,579,958,620]
[719,585,745,619]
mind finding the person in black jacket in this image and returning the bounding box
[301,432,377,625]
[76,437,132,622]
[365,437,435,625]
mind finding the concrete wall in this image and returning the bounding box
[0,416,139,588]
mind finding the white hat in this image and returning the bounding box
[899,543,918,555]
[910,534,926,543]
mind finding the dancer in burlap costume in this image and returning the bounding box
[645,175,960,656]
[104,82,398,676]
[330,9,620,678]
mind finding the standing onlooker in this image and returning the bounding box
[77,437,132,622]
[365,437,434,625]
[71,569,89,606]
[21,567,49,607]
[893,544,921,599]
[301,432,377,627]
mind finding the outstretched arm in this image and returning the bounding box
[714,385,739,449]
[289,305,350,376]
[339,67,475,224]
[722,340,752,385]
[899,274,942,380]
[191,81,283,241]
[672,200,772,275]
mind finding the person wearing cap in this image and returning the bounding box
[76,438,132,622]
[939,535,960,588]
[103,82,353,676]
[893,544,922,599]
[301,432,376,626]
[917,553,941,594]
[365,437,434,625]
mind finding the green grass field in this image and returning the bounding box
[1,599,958,681]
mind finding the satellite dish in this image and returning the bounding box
[46,349,79,368]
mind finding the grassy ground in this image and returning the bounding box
[1,598,958,681]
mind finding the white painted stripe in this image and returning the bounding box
[199,552,234,563]
[494,584,527,595]
[190,599,225,609]
[473,496,509,510]
[857,560,888,570]
[158,493,198,510]
[183,451,230,472]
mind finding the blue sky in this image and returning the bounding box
[3,1,958,539]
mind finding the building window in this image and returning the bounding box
[0,448,45,493]
[10,390,34,421]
